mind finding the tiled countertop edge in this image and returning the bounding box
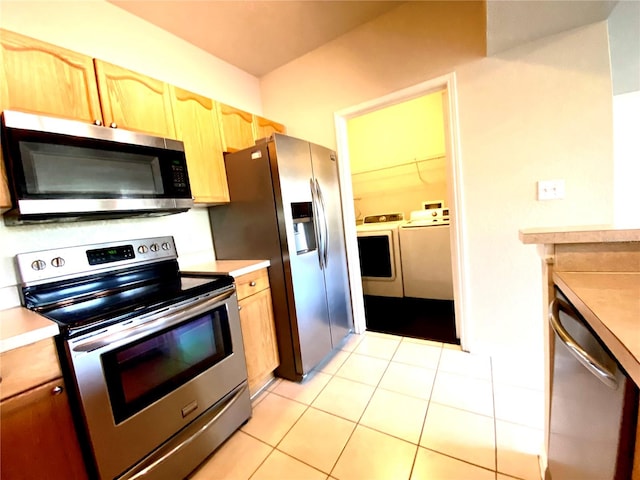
[519,225,640,245]
[181,259,270,277]
[0,307,60,354]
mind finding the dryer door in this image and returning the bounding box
[356,229,404,297]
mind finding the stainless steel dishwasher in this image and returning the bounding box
[548,288,638,480]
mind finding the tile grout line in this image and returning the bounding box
[244,347,350,480]
[408,341,444,479]
[490,355,498,480]
[252,338,364,479]
[328,333,404,479]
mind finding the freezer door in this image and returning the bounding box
[271,134,332,376]
[309,142,353,347]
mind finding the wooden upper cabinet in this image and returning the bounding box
[217,103,255,152]
[94,59,176,139]
[0,154,10,211]
[0,29,103,123]
[0,29,104,211]
[171,86,229,204]
[253,115,286,141]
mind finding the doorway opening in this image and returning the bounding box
[334,73,468,350]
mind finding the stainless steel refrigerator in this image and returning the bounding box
[209,133,353,381]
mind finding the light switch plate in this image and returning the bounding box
[537,179,565,200]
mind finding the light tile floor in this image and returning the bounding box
[188,331,543,480]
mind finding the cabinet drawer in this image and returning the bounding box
[235,268,270,300]
[0,338,61,401]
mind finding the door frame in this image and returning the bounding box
[333,72,470,350]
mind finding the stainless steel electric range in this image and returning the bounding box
[16,236,251,480]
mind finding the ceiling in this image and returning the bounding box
[109,0,618,78]
[109,1,404,77]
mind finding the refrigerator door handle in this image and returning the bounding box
[310,178,324,269]
[549,298,618,389]
[315,179,329,268]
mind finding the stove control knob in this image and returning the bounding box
[161,242,171,251]
[138,245,149,254]
[432,211,438,216]
[31,260,46,271]
[150,243,159,252]
[51,257,65,268]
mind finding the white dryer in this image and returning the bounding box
[356,212,405,297]
[399,209,453,300]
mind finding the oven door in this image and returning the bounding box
[63,287,249,480]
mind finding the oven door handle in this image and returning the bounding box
[118,381,249,480]
[71,287,236,352]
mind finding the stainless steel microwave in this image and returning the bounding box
[1,110,193,224]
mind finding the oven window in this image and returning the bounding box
[102,306,232,424]
[357,235,393,278]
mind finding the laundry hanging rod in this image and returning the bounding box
[351,154,445,176]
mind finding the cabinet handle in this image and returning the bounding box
[93,119,103,126]
[249,281,256,287]
[238,305,242,311]
[109,122,118,129]
[52,385,64,395]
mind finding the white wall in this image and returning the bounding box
[0,0,263,310]
[261,2,614,391]
[608,1,640,226]
[613,90,640,226]
[455,23,613,360]
[261,1,486,149]
[348,91,448,221]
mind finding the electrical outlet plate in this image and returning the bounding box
[537,179,565,200]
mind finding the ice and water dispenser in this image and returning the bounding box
[291,202,317,254]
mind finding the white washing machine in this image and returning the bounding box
[356,212,405,297]
[399,208,453,300]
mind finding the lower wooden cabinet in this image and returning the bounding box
[0,338,87,479]
[1,378,88,480]
[236,269,279,396]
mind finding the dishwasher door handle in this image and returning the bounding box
[549,298,619,390]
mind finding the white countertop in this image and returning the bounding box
[519,224,640,244]
[0,307,59,354]
[182,259,270,277]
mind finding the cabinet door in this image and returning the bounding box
[253,115,286,141]
[1,378,88,480]
[94,59,176,139]
[238,288,279,395]
[217,103,254,152]
[171,86,229,204]
[0,29,103,123]
[0,29,103,210]
[0,156,10,211]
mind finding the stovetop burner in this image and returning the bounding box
[16,236,233,337]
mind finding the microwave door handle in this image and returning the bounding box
[310,178,324,269]
[315,179,329,268]
[549,298,618,389]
